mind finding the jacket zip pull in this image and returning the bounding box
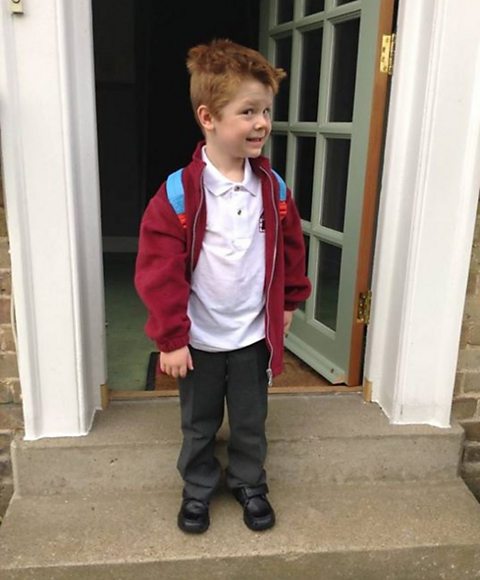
[266,367,273,387]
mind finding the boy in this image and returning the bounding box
[135,39,311,534]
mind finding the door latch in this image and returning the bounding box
[10,0,24,15]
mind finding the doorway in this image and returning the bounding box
[93,0,274,393]
[92,0,392,395]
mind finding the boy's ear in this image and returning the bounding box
[196,105,215,132]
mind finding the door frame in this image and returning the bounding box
[1,0,479,438]
[365,0,480,426]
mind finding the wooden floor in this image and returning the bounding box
[109,349,361,400]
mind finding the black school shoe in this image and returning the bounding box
[177,498,210,534]
[232,484,275,531]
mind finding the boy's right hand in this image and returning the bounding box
[160,347,194,378]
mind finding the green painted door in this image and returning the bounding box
[260,0,394,384]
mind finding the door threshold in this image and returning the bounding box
[108,384,362,402]
[107,349,362,402]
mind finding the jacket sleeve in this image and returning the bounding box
[134,184,191,352]
[282,189,312,311]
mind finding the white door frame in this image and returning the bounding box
[0,0,106,439]
[0,0,479,438]
[364,0,480,427]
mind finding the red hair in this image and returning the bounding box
[187,38,286,122]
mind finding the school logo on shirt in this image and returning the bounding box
[259,214,266,233]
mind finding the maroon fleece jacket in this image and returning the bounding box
[134,142,311,379]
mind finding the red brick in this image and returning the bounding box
[0,298,10,325]
[0,380,13,404]
[454,371,465,396]
[0,326,16,352]
[462,420,480,442]
[11,380,21,404]
[0,270,11,296]
[0,240,10,269]
[464,372,480,393]
[452,397,478,421]
[457,348,480,371]
[0,433,11,453]
[0,405,23,430]
[0,353,18,378]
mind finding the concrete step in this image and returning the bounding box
[1,479,480,579]
[12,394,464,496]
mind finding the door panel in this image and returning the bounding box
[260,0,395,384]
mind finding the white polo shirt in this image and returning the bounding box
[187,148,266,352]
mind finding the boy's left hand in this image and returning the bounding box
[284,311,293,336]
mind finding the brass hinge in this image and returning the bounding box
[380,33,396,75]
[357,290,372,325]
[10,0,24,14]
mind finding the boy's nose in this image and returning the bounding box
[255,115,270,130]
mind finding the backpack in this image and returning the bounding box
[165,167,287,228]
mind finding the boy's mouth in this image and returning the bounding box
[247,137,264,143]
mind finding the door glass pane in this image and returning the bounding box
[270,133,288,178]
[277,0,294,24]
[294,136,316,221]
[315,242,341,330]
[274,36,292,121]
[321,139,351,231]
[337,0,356,4]
[299,28,323,122]
[305,0,325,15]
[329,18,360,122]
[299,235,311,312]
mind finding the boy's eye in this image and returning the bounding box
[242,108,254,116]
[264,108,271,116]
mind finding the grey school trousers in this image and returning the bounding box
[177,339,270,502]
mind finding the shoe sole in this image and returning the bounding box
[177,515,210,534]
[244,512,276,532]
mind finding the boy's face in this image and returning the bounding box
[199,79,274,166]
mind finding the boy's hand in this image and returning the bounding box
[284,311,293,336]
[160,347,194,378]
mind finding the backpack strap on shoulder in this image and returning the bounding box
[165,168,187,228]
[271,169,288,221]
[166,166,288,226]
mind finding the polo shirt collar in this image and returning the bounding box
[201,146,258,197]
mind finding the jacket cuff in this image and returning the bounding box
[156,336,190,353]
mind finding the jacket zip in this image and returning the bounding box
[260,167,279,386]
[191,165,278,384]
[190,170,205,277]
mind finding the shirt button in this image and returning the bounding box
[237,209,242,215]
[234,185,241,191]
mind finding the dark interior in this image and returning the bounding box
[93,0,260,239]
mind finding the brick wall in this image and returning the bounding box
[0,167,23,522]
[453,193,480,499]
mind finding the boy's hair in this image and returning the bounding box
[186,38,286,123]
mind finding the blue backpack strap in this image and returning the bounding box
[271,169,287,202]
[165,168,187,227]
[166,166,287,224]
[271,169,288,220]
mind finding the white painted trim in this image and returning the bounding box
[364,0,480,427]
[0,0,106,439]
